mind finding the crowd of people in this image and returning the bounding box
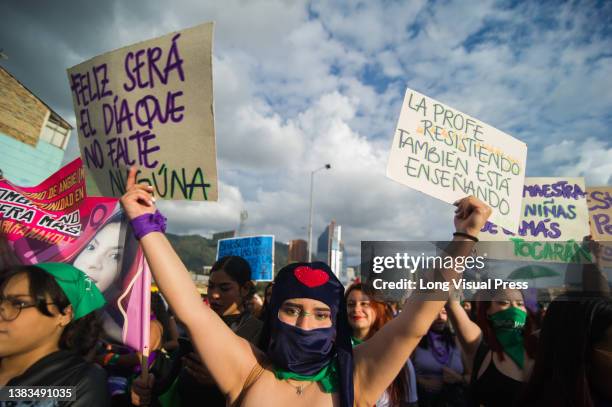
[0,168,610,407]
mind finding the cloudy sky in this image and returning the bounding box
[1,0,611,263]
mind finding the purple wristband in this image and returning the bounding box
[130,210,167,240]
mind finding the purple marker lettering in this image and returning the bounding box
[168,90,185,122]
[165,34,185,82]
[106,137,135,167]
[83,139,104,168]
[79,108,97,138]
[134,49,148,88]
[93,64,113,99]
[135,95,156,129]
[116,97,134,134]
[72,72,91,107]
[481,221,497,234]
[85,71,95,106]
[593,214,612,236]
[70,73,84,106]
[124,52,137,92]
[103,103,114,135]
[129,129,160,169]
[147,47,163,88]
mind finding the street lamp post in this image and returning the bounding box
[308,164,331,262]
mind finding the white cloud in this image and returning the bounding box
[311,0,427,53]
[7,0,612,265]
[541,138,612,185]
[221,104,305,170]
[158,181,245,235]
[376,50,404,78]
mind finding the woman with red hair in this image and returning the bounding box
[346,283,417,406]
[446,289,538,407]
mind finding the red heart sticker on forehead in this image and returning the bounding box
[294,266,329,288]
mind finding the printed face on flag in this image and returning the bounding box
[69,212,139,298]
[73,220,123,292]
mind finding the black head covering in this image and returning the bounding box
[259,262,353,407]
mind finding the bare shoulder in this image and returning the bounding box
[239,367,339,407]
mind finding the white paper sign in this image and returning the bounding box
[387,88,527,232]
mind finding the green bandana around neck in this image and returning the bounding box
[274,358,339,393]
[35,263,106,320]
[350,336,364,347]
[488,306,527,368]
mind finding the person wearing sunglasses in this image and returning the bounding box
[0,263,109,406]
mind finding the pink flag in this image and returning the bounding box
[0,158,150,351]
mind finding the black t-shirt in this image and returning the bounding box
[469,342,523,407]
[3,350,110,407]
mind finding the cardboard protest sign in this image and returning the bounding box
[600,242,612,269]
[0,159,150,350]
[67,22,217,201]
[586,186,612,241]
[217,235,275,281]
[477,177,591,264]
[481,177,590,241]
[387,88,527,232]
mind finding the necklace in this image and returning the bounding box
[285,379,314,395]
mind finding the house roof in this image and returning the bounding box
[0,65,73,130]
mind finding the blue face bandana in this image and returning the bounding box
[268,320,336,375]
[260,262,353,407]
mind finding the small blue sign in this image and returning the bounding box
[217,235,275,281]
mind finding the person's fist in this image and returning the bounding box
[120,167,156,220]
[453,196,492,237]
[131,373,154,406]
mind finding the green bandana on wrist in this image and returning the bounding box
[488,307,527,369]
[274,358,339,393]
[35,263,106,320]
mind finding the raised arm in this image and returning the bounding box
[353,196,491,406]
[120,168,257,401]
[445,299,482,361]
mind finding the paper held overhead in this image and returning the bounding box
[386,88,527,232]
[67,22,217,201]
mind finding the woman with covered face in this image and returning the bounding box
[413,308,468,407]
[446,289,538,407]
[122,168,491,407]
